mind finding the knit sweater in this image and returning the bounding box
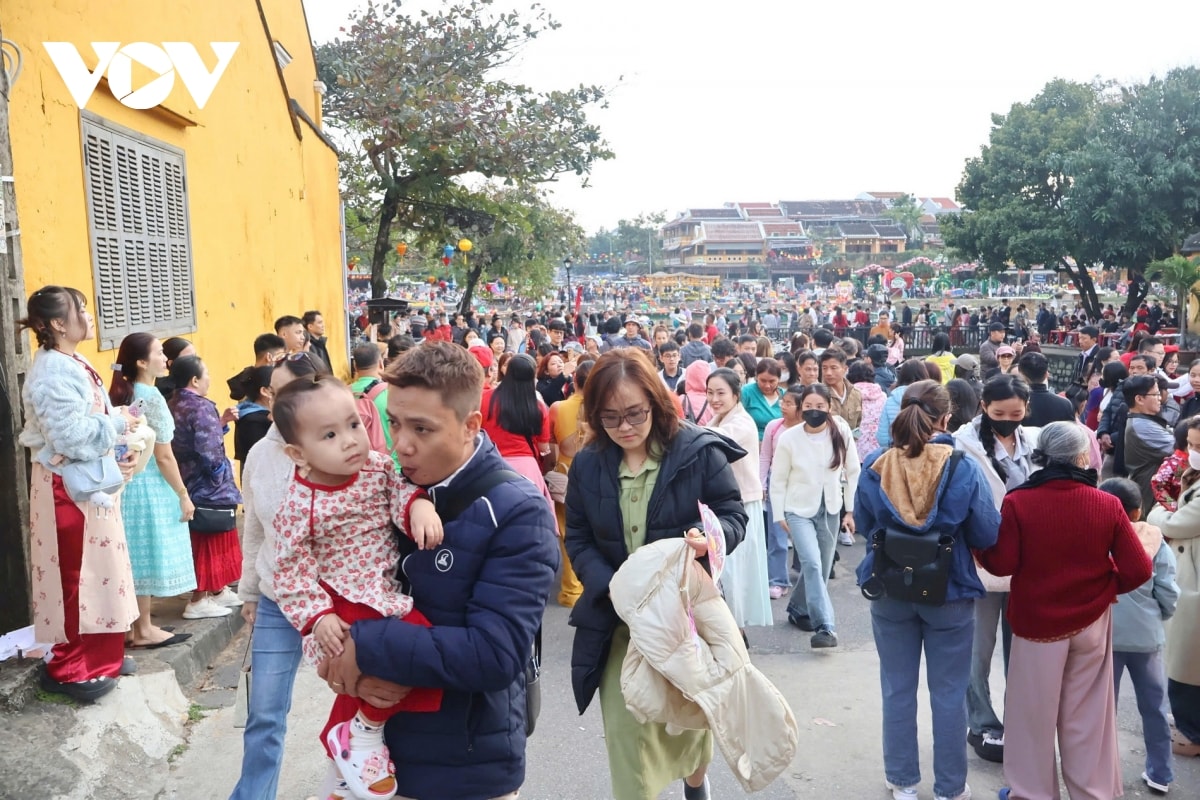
[977,479,1153,640]
[237,425,293,604]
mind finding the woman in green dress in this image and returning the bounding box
[565,348,749,800]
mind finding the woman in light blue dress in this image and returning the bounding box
[109,333,196,648]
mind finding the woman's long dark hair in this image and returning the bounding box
[490,353,541,437]
[798,383,847,470]
[945,379,978,433]
[891,380,950,457]
[895,358,930,388]
[979,373,1030,483]
[109,332,157,407]
[18,286,86,350]
[931,332,951,355]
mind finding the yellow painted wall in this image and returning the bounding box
[4,0,345,393]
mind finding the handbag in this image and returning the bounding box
[60,456,124,502]
[545,467,569,504]
[232,629,251,728]
[189,505,237,533]
[524,626,542,737]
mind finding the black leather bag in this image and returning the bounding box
[189,505,237,533]
[861,452,963,606]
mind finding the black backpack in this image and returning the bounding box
[861,451,964,606]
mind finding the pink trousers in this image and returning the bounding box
[1003,607,1122,799]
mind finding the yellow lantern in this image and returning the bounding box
[457,238,473,253]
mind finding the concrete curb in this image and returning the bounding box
[0,594,244,713]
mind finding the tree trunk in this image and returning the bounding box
[457,258,487,314]
[1121,270,1150,319]
[1063,259,1102,320]
[370,185,402,299]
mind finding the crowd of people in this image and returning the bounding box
[16,280,1200,800]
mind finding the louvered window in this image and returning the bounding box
[81,112,195,350]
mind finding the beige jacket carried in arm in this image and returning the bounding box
[1148,485,1200,686]
[609,538,799,793]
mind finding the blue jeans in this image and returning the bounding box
[764,499,790,589]
[784,506,838,630]
[229,596,304,800]
[870,597,975,799]
[1114,650,1174,785]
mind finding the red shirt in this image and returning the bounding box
[977,480,1152,640]
[705,324,719,344]
[480,387,550,460]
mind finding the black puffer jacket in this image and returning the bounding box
[564,423,748,713]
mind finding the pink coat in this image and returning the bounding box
[853,381,887,455]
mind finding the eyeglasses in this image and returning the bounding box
[599,408,651,429]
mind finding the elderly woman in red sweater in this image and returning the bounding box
[978,421,1152,800]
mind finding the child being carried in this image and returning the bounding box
[271,375,443,800]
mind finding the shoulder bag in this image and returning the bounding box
[60,456,124,502]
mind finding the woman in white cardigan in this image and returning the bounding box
[229,352,331,800]
[770,383,860,649]
[706,368,773,631]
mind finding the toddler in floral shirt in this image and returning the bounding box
[272,375,441,800]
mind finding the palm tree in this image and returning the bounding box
[1150,254,1200,334]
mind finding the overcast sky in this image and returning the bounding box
[302,0,1200,234]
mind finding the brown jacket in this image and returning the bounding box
[828,381,863,430]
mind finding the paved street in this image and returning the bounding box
[165,543,1198,800]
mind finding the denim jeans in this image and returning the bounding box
[764,499,791,589]
[229,596,304,800]
[870,597,975,799]
[966,591,1010,736]
[1169,678,1200,742]
[1114,650,1174,785]
[784,506,838,630]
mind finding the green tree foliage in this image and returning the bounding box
[586,212,666,272]
[1068,68,1200,314]
[885,194,924,243]
[944,80,1102,317]
[452,187,586,309]
[1149,254,1200,333]
[316,0,613,298]
[946,70,1200,321]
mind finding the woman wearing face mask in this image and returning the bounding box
[705,368,772,634]
[952,374,1037,764]
[770,384,860,649]
[761,386,805,598]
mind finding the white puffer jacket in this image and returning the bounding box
[609,539,798,792]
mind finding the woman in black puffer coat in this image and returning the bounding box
[565,348,747,800]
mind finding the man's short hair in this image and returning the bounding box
[547,319,567,332]
[274,315,303,332]
[1122,374,1160,405]
[253,333,285,357]
[1080,325,1100,339]
[736,334,757,346]
[352,342,381,370]
[1138,336,1163,353]
[658,340,679,355]
[813,329,835,348]
[711,338,737,359]
[1016,351,1049,383]
[302,310,322,327]
[1131,354,1158,371]
[687,322,704,340]
[387,334,415,359]
[384,340,482,422]
[819,346,848,365]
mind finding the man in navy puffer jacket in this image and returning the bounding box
[322,342,559,800]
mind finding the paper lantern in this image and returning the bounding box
[395,242,408,257]
[443,245,455,258]
[442,256,451,266]
[457,238,473,253]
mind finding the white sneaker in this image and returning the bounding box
[183,597,233,619]
[212,587,245,608]
[886,781,919,800]
[935,785,971,800]
[839,529,855,546]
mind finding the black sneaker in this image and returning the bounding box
[968,730,1004,763]
[787,612,815,631]
[811,628,838,648]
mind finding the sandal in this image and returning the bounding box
[326,721,397,800]
[40,671,117,702]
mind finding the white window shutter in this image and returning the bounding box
[81,113,195,350]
